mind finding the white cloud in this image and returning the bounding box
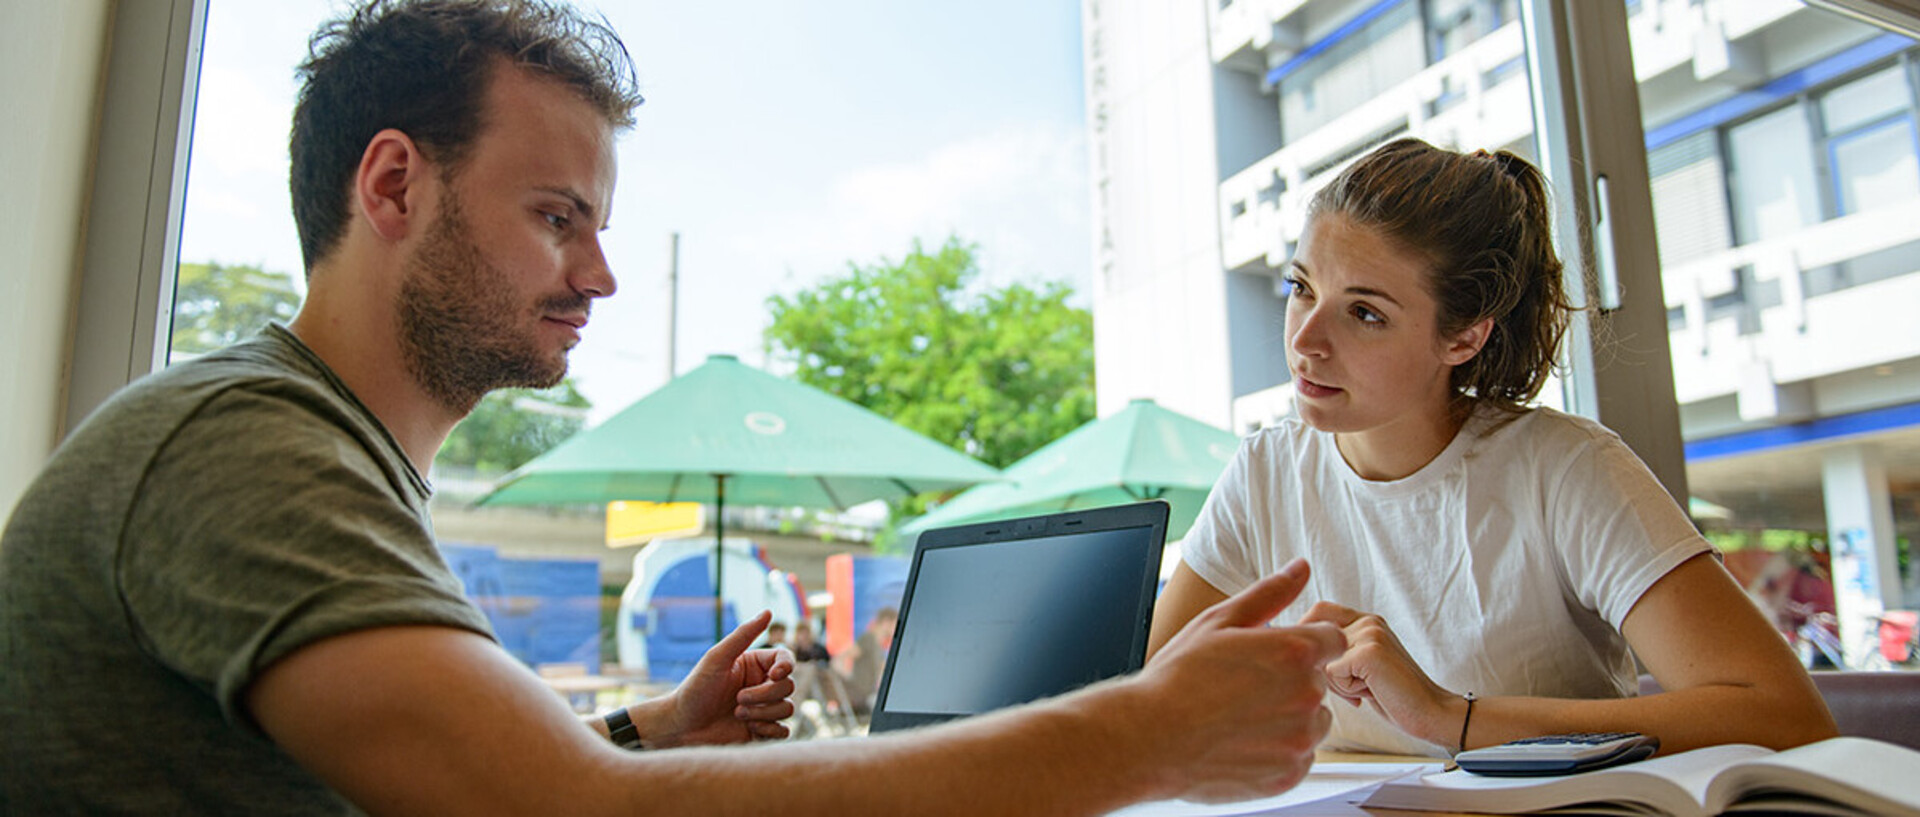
[576,122,1093,424]
[748,122,1092,296]
[831,123,1090,281]
[189,64,293,178]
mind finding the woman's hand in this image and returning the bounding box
[1297,601,1462,748]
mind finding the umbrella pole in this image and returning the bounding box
[714,473,727,643]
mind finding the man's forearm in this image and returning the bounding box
[597,680,1167,817]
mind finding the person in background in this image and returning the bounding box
[758,622,789,652]
[790,621,831,663]
[786,620,850,721]
[834,606,898,717]
[0,1,1346,813]
[1751,548,1840,668]
[1148,138,1836,759]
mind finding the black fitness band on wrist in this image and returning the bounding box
[604,707,644,750]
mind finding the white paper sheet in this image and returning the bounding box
[1108,763,1442,816]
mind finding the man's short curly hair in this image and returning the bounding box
[289,0,643,273]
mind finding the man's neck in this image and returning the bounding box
[287,309,463,475]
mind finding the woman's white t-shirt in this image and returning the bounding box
[1181,406,1709,756]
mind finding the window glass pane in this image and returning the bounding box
[1629,1,1920,662]
[1821,65,1908,134]
[177,0,1102,683]
[173,3,320,364]
[1727,105,1820,241]
[1832,118,1920,214]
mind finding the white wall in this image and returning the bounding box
[0,2,113,524]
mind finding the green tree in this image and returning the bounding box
[436,379,592,474]
[170,262,301,356]
[763,236,1095,531]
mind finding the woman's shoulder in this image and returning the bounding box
[1475,405,1621,453]
[1222,416,1335,494]
[1238,415,1324,461]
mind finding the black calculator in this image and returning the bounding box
[1454,732,1660,776]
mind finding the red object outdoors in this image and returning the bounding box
[825,554,854,657]
[1878,610,1918,664]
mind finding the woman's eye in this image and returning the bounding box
[1353,305,1385,325]
[1281,276,1310,299]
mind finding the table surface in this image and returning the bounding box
[1195,752,1482,817]
[1329,752,1498,817]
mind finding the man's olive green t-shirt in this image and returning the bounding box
[0,325,493,814]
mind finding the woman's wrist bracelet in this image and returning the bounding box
[1456,691,1477,755]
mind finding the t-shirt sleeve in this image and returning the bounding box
[1549,429,1713,630]
[117,386,493,731]
[1180,433,1265,595]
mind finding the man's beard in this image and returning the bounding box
[397,194,588,414]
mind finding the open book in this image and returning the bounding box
[1361,736,1920,816]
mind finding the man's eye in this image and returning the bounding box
[543,212,570,230]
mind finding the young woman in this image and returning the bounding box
[1147,138,1836,757]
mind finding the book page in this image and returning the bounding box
[1708,737,1920,817]
[1361,744,1771,817]
[1108,763,1439,816]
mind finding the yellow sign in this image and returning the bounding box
[605,501,704,548]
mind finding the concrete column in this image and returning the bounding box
[1821,444,1901,666]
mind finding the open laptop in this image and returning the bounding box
[868,500,1170,732]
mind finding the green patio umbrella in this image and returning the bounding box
[477,354,1000,639]
[900,398,1240,543]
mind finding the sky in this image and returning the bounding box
[179,0,1092,425]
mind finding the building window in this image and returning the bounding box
[1424,0,1520,62]
[1277,0,1423,143]
[1647,130,1733,267]
[1819,65,1920,216]
[1726,104,1822,244]
[1721,58,1920,246]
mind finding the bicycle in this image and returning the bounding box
[1788,604,1920,671]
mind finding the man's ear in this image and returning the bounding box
[353,128,431,243]
[1440,317,1494,366]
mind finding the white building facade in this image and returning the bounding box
[1082,0,1920,631]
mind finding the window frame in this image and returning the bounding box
[1519,0,1690,501]
[1827,114,1920,215]
[64,0,207,436]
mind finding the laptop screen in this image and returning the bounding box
[869,501,1169,731]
